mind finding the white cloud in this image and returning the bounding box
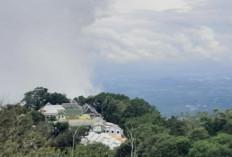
[84,25,228,63]
[175,26,228,60]
[83,0,231,63]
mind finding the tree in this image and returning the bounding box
[187,140,232,157]
[115,143,131,157]
[48,92,70,105]
[166,116,188,136]
[100,97,121,124]
[72,126,90,151]
[189,127,209,141]
[52,122,69,136]
[0,105,49,157]
[22,87,49,110]
[123,98,156,119]
[212,133,232,145]
[29,110,45,125]
[74,96,86,105]
[223,119,232,134]
[65,143,111,157]
[200,110,227,135]
[22,87,71,110]
[176,136,191,156]
[150,135,179,157]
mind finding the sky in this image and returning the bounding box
[0,0,232,103]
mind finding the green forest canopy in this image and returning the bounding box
[1,87,232,157]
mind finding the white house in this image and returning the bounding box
[39,103,66,121]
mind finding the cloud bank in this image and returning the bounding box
[0,0,107,102]
[84,0,232,63]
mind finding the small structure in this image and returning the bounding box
[81,131,126,149]
[39,103,66,121]
[92,121,105,133]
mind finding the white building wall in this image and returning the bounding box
[109,126,116,134]
[104,125,123,136]
[105,126,110,133]
[115,127,123,136]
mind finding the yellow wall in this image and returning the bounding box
[79,114,91,120]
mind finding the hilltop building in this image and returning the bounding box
[39,100,126,148]
[39,101,101,121]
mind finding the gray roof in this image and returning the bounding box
[82,104,102,117]
[62,100,82,110]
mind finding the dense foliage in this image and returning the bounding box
[22,87,70,110]
[1,88,232,156]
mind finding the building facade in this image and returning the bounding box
[39,103,66,121]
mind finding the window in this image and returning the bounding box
[111,131,114,133]
[117,131,120,134]
[106,130,109,133]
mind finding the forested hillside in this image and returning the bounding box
[1,87,232,157]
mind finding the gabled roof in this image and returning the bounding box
[82,104,101,117]
[62,100,82,110]
[71,100,78,104]
[39,103,65,115]
[93,121,105,126]
[105,122,120,127]
[92,116,104,122]
[81,131,126,149]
